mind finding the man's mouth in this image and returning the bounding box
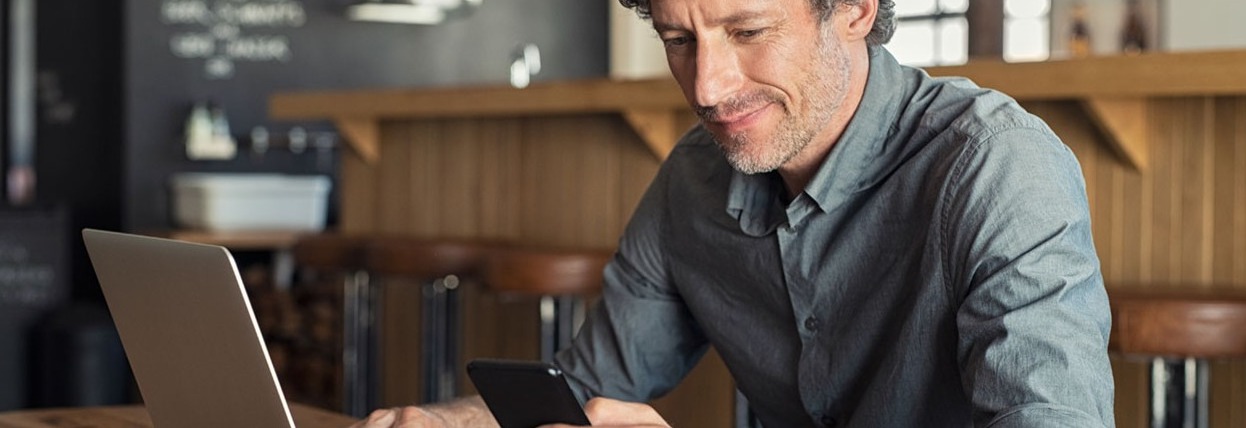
[708,102,773,134]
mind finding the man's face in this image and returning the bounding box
[651,0,854,174]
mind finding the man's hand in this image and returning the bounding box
[347,396,495,428]
[542,397,671,428]
[350,406,449,428]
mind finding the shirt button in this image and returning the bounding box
[821,415,837,427]
[804,316,820,332]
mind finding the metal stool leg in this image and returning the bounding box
[1150,357,1209,428]
[342,271,372,417]
[539,296,557,362]
[421,275,461,403]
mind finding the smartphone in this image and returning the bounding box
[466,358,592,428]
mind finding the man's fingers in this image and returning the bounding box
[394,406,430,427]
[350,408,397,428]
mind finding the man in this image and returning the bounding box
[354,0,1115,426]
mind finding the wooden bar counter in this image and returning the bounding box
[271,49,1246,427]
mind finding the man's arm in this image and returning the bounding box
[554,147,710,404]
[350,396,495,428]
[942,127,1115,427]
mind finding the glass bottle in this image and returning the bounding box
[1121,0,1148,55]
[1069,2,1092,58]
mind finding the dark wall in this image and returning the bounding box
[35,0,124,300]
[123,0,610,231]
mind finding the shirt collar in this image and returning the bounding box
[803,46,911,213]
[725,47,912,234]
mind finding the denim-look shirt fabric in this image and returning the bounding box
[554,47,1115,428]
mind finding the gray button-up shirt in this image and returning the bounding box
[556,47,1114,427]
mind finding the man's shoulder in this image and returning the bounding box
[911,71,1054,145]
[917,72,1051,141]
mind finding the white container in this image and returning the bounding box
[171,173,331,232]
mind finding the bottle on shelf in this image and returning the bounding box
[1069,2,1092,58]
[1121,0,1148,55]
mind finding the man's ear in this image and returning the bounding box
[838,0,877,42]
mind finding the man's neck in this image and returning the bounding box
[777,46,871,199]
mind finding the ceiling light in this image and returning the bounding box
[347,0,481,25]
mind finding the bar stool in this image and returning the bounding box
[482,246,612,362]
[1109,286,1246,428]
[364,237,487,404]
[290,234,371,416]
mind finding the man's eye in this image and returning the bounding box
[737,29,763,39]
[663,36,691,48]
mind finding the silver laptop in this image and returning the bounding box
[83,229,295,428]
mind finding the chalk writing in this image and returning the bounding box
[160,0,306,79]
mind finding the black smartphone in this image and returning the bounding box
[466,358,592,428]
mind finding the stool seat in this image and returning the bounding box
[364,238,488,278]
[292,234,370,271]
[483,247,612,296]
[1108,286,1246,428]
[1110,287,1246,358]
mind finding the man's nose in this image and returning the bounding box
[693,38,743,109]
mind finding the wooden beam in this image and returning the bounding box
[333,117,380,164]
[621,109,678,161]
[271,50,1246,123]
[1080,96,1148,171]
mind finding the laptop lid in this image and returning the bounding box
[82,229,295,428]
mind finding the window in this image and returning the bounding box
[886,0,969,67]
[1004,0,1051,62]
[885,0,1051,66]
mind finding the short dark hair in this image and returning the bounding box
[619,0,897,45]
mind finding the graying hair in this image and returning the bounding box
[619,0,896,45]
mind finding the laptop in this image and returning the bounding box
[82,229,296,428]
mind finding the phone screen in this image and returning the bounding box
[467,359,592,428]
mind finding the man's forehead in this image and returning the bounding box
[648,0,794,30]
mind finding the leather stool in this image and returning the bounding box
[290,234,370,416]
[1109,286,1246,428]
[483,246,612,362]
[364,237,487,404]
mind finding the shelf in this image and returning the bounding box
[270,49,1246,169]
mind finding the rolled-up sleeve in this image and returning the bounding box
[942,126,1115,427]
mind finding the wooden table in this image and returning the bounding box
[0,403,357,427]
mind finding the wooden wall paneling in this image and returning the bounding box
[1237,99,1246,285]
[518,117,563,246]
[571,116,625,247]
[405,121,442,236]
[1150,99,1177,285]
[437,119,485,238]
[1117,142,1144,285]
[1179,98,1214,283]
[339,123,385,234]
[475,118,524,241]
[376,123,414,235]
[1212,98,1238,284]
[1136,101,1156,285]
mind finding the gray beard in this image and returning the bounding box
[713,35,852,175]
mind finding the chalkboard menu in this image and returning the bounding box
[0,206,70,410]
[160,0,307,79]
